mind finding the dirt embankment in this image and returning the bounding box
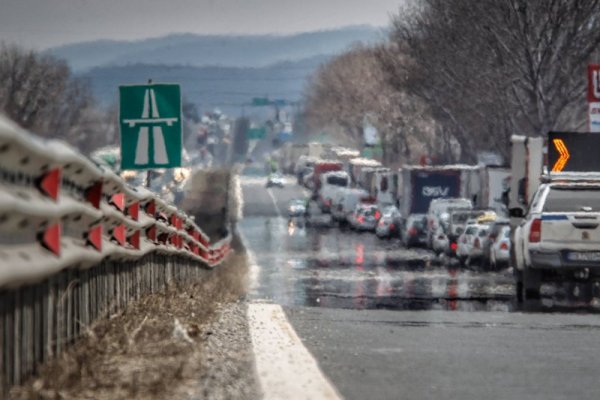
[10,234,256,400]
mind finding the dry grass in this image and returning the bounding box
[10,243,249,400]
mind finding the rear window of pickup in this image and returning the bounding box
[543,187,600,212]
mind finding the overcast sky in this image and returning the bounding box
[0,0,403,50]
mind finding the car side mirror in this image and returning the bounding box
[509,208,524,218]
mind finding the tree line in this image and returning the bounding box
[0,44,114,154]
[304,0,600,165]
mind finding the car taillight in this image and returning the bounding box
[474,238,480,249]
[500,242,509,250]
[450,242,458,252]
[358,216,365,223]
[375,211,381,220]
[378,219,385,226]
[408,226,417,236]
[389,223,395,230]
[529,218,542,243]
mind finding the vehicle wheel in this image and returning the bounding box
[514,268,523,302]
[522,268,542,300]
[490,252,497,271]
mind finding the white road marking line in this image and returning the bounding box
[267,188,283,219]
[248,303,342,400]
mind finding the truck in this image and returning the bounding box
[398,165,481,218]
[280,143,309,174]
[375,169,399,207]
[507,135,544,218]
[318,170,351,212]
[478,166,511,215]
[311,160,343,198]
[348,158,382,186]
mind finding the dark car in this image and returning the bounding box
[401,213,428,248]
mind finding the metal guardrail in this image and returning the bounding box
[0,115,232,393]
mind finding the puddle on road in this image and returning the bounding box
[240,217,600,314]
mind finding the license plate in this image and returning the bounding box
[566,251,600,262]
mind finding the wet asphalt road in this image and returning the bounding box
[239,174,600,400]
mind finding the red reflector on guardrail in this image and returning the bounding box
[127,202,139,221]
[86,225,102,251]
[40,223,61,256]
[145,200,156,216]
[146,225,157,242]
[111,224,126,246]
[84,181,103,209]
[110,193,125,212]
[37,168,61,200]
[128,230,140,250]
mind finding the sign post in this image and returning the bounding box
[587,65,600,132]
[119,83,182,170]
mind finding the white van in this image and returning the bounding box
[331,187,372,223]
[318,171,350,212]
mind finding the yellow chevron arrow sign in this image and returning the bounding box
[551,138,570,172]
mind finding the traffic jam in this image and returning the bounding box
[269,131,600,307]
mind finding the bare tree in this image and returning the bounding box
[388,0,600,161]
[0,44,106,153]
[304,45,441,166]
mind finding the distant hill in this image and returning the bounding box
[81,55,329,115]
[48,26,382,72]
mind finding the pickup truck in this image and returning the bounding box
[512,176,600,301]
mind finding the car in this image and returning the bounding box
[401,214,428,248]
[426,198,473,248]
[331,188,372,224]
[375,206,402,238]
[431,226,450,255]
[467,224,491,267]
[456,223,489,266]
[288,199,307,217]
[349,204,381,231]
[489,225,511,269]
[266,173,285,188]
[512,178,600,301]
[481,218,510,268]
[304,199,334,228]
[445,208,496,257]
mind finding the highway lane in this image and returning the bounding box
[239,173,600,400]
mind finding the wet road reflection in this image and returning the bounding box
[241,217,515,312]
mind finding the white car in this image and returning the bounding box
[288,199,306,217]
[375,206,402,238]
[456,224,488,266]
[490,225,511,269]
[512,178,600,301]
[349,204,381,231]
[426,198,472,248]
[431,226,450,255]
[266,173,285,188]
[331,188,371,223]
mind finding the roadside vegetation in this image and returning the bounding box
[304,0,600,163]
[10,237,249,400]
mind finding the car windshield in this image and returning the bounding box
[543,187,600,212]
[465,226,478,235]
[409,216,425,229]
[326,175,348,186]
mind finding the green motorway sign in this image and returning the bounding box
[246,127,266,139]
[119,83,182,170]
